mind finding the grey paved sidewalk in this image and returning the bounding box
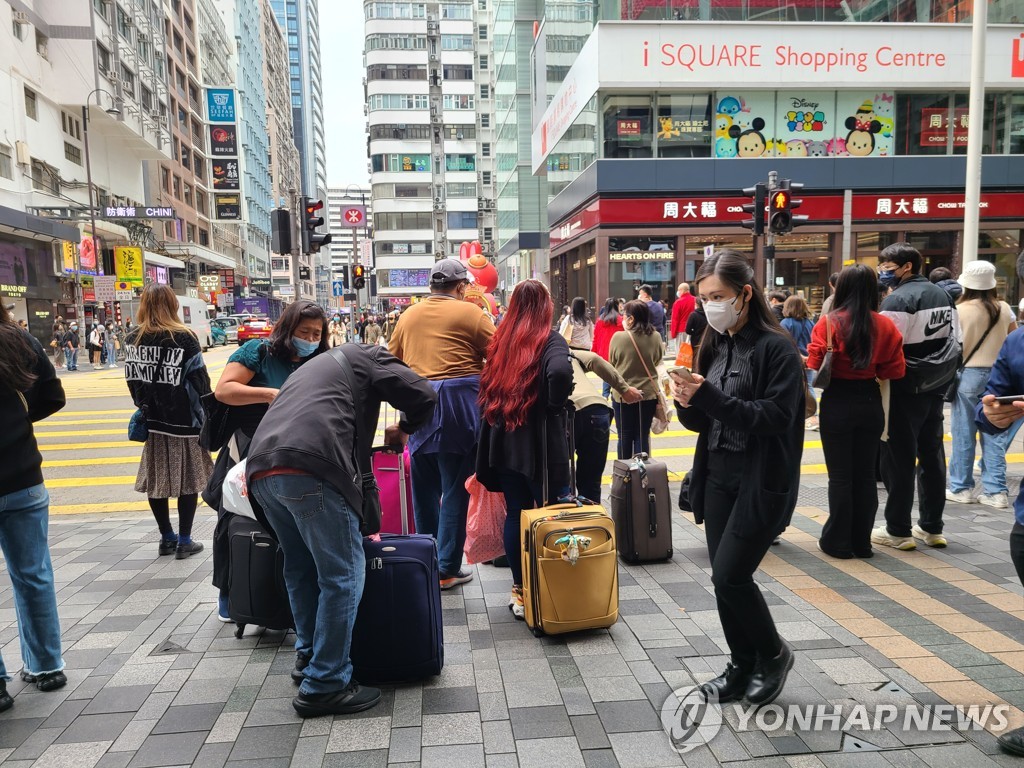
[2,489,1024,768]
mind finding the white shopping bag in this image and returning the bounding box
[222,458,256,520]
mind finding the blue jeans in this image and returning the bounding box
[105,341,116,363]
[0,484,63,681]
[251,474,365,696]
[949,367,1015,495]
[410,450,474,576]
[65,348,78,370]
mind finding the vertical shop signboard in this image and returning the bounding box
[206,88,241,221]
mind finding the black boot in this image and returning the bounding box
[745,641,794,706]
[699,662,751,704]
[999,726,1024,756]
[291,651,311,685]
[0,679,12,713]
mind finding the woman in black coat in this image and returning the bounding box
[670,250,805,707]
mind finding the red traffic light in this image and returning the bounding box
[771,190,790,210]
[305,200,325,216]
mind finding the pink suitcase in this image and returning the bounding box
[372,446,415,535]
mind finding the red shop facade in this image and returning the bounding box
[549,191,1024,315]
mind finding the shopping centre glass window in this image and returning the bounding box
[606,236,677,303]
[602,95,653,158]
[656,94,712,158]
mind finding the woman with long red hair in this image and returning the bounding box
[476,280,573,619]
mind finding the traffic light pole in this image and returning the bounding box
[765,170,778,291]
[290,187,301,304]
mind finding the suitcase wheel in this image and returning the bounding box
[234,623,245,639]
[531,627,544,638]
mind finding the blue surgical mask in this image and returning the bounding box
[878,269,899,289]
[292,337,319,358]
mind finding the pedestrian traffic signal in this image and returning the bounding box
[271,208,292,255]
[740,183,767,236]
[786,180,809,231]
[301,197,332,255]
[768,180,809,235]
[353,264,366,290]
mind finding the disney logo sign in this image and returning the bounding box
[790,98,820,110]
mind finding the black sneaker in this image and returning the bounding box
[439,568,473,590]
[292,682,382,718]
[0,679,12,713]
[20,670,67,692]
[175,541,204,560]
[158,537,178,556]
[291,651,311,685]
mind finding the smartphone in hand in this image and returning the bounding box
[667,366,695,384]
[993,395,1024,405]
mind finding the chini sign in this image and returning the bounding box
[531,21,1024,172]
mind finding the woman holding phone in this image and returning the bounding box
[609,300,663,459]
[670,250,805,707]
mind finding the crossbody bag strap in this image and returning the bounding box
[626,330,657,386]
[961,313,1000,371]
[824,314,834,352]
[329,346,367,479]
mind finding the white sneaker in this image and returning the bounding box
[871,525,916,551]
[108,363,117,368]
[978,492,1009,510]
[509,587,525,620]
[912,524,948,548]
[945,489,975,504]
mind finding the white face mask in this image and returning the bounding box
[704,295,743,334]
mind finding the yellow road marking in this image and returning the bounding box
[47,475,138,488]
[35,429,125,437]
[36,418,130,426]
[39,441,139,451]
[54,410,134,416]
[49,501,184,515]
[43,456,142,468]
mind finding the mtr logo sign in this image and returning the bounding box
[1014,34,1024,78]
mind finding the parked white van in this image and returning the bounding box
[176,295,214,351]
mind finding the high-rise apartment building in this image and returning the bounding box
[260,0,311,302]
[535,1,1024,313]
[271,0,327,199]
[218,0,273,286]
[152,0,226,279]
[364,0,496,305]
[0,0,176,340]
[196,0,244,270]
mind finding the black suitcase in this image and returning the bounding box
[610,453,674,563]
[226,513,293,637]
[350,533,444,683]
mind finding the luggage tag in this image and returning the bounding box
[554,532,592,565]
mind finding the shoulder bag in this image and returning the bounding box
[944,312,1000,403]
[627,331,671,435]
[812,314,834,390]
[200,342,269,451]
[330,346,383,536]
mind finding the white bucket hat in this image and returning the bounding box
[958,260,997,291]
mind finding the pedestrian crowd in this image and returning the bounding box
[4,247,1024,755]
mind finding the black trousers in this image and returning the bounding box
[703,450,783,671]
[613,398,657,460]
[819,379,884,556]
[1011,523,1024,587]
[574,404,611,503]
[881,388,946,537]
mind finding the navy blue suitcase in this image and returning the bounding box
[350,533,444,684]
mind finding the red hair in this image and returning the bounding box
[479,279,553,429]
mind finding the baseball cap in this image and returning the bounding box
[958,260,997,291]
[430,258,468,286]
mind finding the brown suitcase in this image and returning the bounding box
[610,453,674,563]
[520,503,619,636]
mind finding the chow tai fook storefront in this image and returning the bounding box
[549,190,1024,315]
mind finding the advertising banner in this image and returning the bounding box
[206,88,236,123]
[235,297,269,315]
[714,92,776,158]
[114,246,144,286]
[214,194,241,220]
[835,91,895,156]
[774,91,835,157]
[79,235,99,275]
[94,275,115,303]
[212,159,240,191]
[208,125,238,156]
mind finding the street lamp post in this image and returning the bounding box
[80,89,121,329]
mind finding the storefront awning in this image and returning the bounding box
[144,251,186,270]
[0,205,80,243]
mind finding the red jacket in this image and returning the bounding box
[670,294,695,339]
[591,316,623,360]
[807,311,906,381]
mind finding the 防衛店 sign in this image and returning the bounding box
[609,251,676,262]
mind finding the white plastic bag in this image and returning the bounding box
[222,458,256,520]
